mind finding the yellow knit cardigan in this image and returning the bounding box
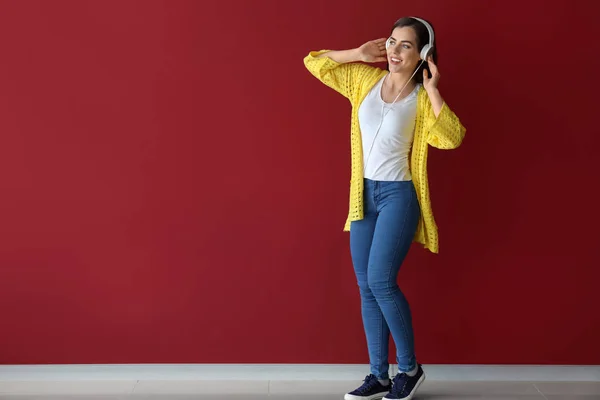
[303,50,466,254]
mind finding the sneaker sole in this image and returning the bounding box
[383,372,425,400]
[344,391,390,400]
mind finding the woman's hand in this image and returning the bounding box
[357,38,388,63]
[423,56,440,93]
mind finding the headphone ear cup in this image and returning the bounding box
[385,38,392,50]
[420,44,431,60]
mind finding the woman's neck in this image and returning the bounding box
[386,71,416,93]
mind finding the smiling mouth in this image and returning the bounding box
[390,57,401,63]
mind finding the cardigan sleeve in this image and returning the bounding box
[425,100,466,150]
[303,50,380,100]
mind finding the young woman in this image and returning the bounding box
[303,16,466,400]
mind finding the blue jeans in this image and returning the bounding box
[350,178,421,379]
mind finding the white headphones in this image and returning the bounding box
[386,16,434,60]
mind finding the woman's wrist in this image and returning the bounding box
[426,88,444,117]
[425,87,440,97]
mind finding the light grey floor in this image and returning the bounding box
[1,380,600,399]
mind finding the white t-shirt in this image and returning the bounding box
[358,75,420,181]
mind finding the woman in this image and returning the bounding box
[303,17,466,400]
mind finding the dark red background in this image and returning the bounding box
[1,0,599,364]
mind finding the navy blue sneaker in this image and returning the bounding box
[344,374,391,400]
[383,365,425,400]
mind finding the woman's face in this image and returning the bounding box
[386,26,421,74]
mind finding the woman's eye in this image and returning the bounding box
[403,44,410,49]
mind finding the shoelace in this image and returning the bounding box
[357,375,380,395]
[391,373,409,395]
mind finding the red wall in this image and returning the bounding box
[1,0,599,365]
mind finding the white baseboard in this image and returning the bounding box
[1,364,599,382]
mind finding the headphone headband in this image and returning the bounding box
[410,16,434,60]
